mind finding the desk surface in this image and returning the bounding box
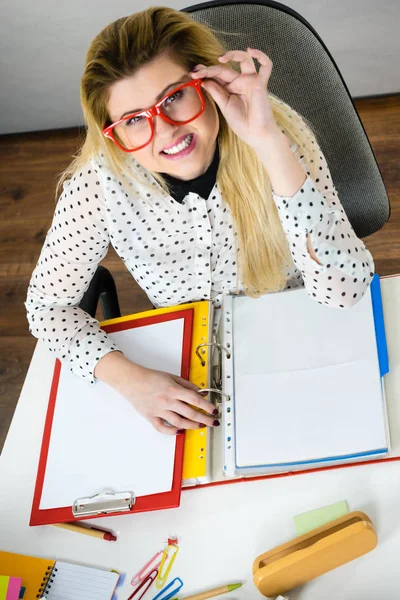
[1,276,400,600]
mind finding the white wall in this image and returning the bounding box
[0,0,399,135]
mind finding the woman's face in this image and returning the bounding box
[107,53,220,180]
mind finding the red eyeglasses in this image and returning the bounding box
[103,78,205,153]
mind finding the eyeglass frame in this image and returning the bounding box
[102,78,206,153]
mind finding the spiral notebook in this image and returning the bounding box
[0,552,119,600]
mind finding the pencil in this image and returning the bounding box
[176,583,242,600]
[52,522,117,541]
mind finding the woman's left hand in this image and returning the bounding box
[190,48,280,148]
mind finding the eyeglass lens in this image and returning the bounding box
[113,86,203,150]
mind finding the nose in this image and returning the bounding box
[153,113,180,142]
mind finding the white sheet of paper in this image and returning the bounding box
[232,288,387,468]
[45,561,119,600]
[40,318,184,510]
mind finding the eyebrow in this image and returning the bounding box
[119,77,189,120]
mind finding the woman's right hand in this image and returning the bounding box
[94,351,219,434]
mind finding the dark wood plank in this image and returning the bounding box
[0,95,399,452]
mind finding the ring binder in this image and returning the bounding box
[195,341,230,389]
[200,388,230,418]
[72,491,135,518]
[195,342,231,366]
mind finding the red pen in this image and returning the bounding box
[52,522,117,541]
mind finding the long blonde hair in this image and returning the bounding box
[56,6,319,296]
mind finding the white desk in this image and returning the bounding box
[1,276,400,600]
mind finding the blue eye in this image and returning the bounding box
[164,90,183,105]
[125,115,143,126]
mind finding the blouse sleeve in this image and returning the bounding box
[25,163,120,384]
[272,138,375,308]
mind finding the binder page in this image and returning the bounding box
[40,318,183,509]
[45,561,119,600]
[232,287,387,468]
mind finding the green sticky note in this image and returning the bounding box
[294,501,349,536]
[0,575,9,600]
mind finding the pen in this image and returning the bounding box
[173,583,242,600]
[52,522,117,541]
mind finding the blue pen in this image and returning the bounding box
[152,577,183,600]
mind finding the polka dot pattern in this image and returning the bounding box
[25,139,374,383]
[274,142,374,308]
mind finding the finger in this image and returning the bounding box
[246,47,273,85]
[176,386,219,416]
[197,388,209,396]
[164,411,210,430]
[218,49,257,75]
[168,375,216,414]
[200,79,230,113]
[172,400,219,426]
[190,63,239,85]
[170,373,200,392]
[151,417,180,435]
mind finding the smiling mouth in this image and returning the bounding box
[160,133,194,155]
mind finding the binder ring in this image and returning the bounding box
[200,388,230,401]
[195,342,231,366]
[200,388,230,417]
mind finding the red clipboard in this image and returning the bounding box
[30,308,194,526]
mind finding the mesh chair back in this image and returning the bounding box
[183,0,390,237]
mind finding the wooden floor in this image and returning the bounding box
[1,94,399,452]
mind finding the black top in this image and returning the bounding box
[160,142,220,204]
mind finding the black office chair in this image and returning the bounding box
[79,265,121,319]
[80,0,390,319]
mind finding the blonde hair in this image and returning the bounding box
[56,6,319,296]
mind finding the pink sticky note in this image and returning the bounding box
[6,578,22,600]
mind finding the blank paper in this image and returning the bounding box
[44,562,119,600]
[232,287,388,469]
[40,318,184,510]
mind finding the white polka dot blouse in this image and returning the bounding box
[25,138,375,384]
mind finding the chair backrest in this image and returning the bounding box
[182,0,390,238]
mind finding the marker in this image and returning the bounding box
[52,522,117,541]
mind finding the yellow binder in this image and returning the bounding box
[101,300,212,483]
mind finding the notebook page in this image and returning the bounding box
[44,562,119,600]
[232,287,387,468]
[40,318,183,509]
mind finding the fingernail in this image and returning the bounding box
[213,420,220,427]
[176,429,185,434]
[190,66,200,73]
[213,408,219,415]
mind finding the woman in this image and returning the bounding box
[26,6,374,435]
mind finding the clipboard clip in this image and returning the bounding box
[72,491,135,517]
